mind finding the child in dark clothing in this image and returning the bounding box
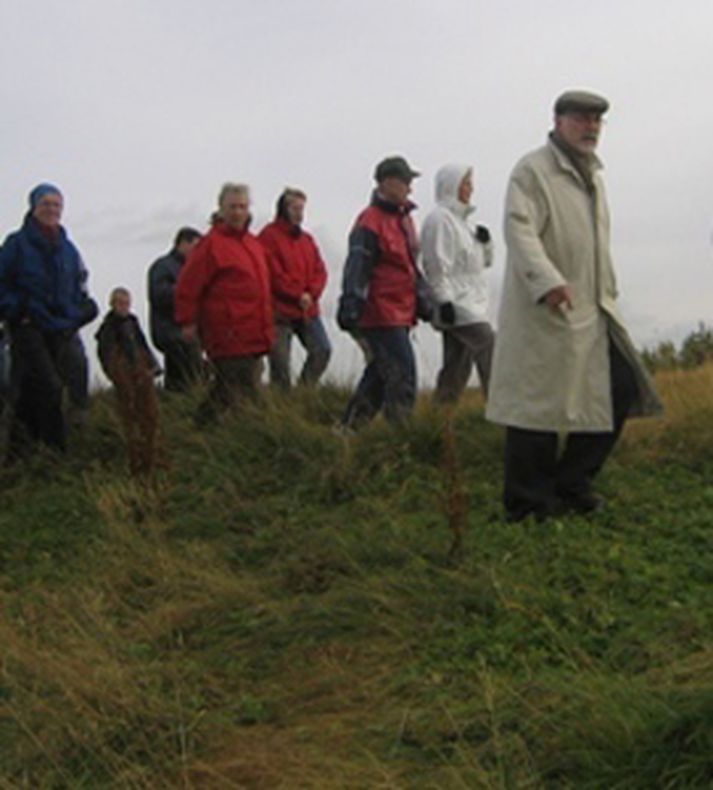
[96,287,160,476]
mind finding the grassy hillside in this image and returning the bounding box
[2,366,713,788]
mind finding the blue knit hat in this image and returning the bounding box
[28,183,63,209]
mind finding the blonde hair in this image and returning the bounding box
[109,286,131,306]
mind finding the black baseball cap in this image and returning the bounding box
[374,155,420,183]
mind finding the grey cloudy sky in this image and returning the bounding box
[2,0,712,386]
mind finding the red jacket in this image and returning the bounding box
[175,221,274,359]
[338,193,421,329]
[258,218,328,321]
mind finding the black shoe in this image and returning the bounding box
[505,498,566,523]
[562,491,604,515]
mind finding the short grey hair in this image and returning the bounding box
[218,182,250,208]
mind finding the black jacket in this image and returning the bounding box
[147,249,186,351]
[95,311,159,380]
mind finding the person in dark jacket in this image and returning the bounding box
[259,188,331,390]
[147,227,203,392]
[175,183,274,424]
[337,156,432,427]
[96,287,160,476]
[0,183,98,456]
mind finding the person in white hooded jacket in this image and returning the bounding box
[421,164,495,403]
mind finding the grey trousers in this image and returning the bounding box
[434,322,495,404]
[269,316,331,390]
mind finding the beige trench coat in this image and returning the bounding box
[486,140,662,432]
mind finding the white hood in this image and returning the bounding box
[435,164,473,217]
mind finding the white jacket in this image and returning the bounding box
[421,164,493,328]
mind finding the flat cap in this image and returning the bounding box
[554,90,609,116]
[374,155,420,183]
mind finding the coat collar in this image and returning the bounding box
[275,216,302,238]
[213,217,252,239]
[371,190,416,215]
[23,212,65,249]
[547,136,603,185]
[439,196,475,219]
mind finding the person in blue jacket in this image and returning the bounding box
[0,183,98,456]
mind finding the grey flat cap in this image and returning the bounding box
[554,90,610,116]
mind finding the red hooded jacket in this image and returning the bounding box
[258,218,328,321]
[175,221,274,359]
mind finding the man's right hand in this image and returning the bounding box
[544,285,573,313]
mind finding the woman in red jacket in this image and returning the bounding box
[258,188,331,390]
[175,183,274,423]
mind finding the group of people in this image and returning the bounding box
[0,89,662,521]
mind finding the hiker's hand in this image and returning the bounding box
[182,323,198,343]
[544,285,573,313]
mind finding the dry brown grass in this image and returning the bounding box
[620,362,713,460]
[0,477,275,787]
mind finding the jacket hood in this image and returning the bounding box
[434,164,474,217]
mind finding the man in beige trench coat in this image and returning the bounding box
[486,90,662,522]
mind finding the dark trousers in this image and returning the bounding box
[504,339,639,519]
[342,327,416,427]
[8,325,69,455]
[162,339,203,393]
[197,355,263,425]
[269,316,331,390]
[59,332,90,412]
[435,322,495,404]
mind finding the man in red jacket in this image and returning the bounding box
[258,189,331,390]
[175,183,274,424]
[337,156,432,427]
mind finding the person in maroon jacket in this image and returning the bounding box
[337,156,432,427]
[175,183,274,424]
[258,188,331,390]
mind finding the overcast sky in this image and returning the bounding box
[2,0,712,386]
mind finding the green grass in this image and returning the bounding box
[1,378,713,788]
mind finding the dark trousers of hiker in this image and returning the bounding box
[197,355,263,425]
[58,333,90,429]
[269,316,331,390]
[342,327,416,427]
[163,339,203,393]
[503,339,639,520]
[8,324,70,455]
[435,322,495,404]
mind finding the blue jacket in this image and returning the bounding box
[0,214,97,332]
